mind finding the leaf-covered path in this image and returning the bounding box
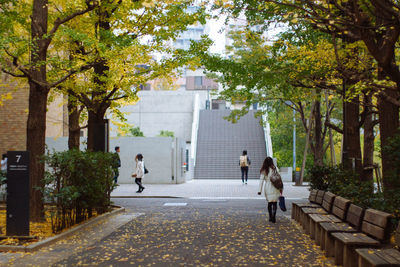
[54,198,333,266]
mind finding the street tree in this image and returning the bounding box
[219,0,399,196]
[0,0,97,221]
[59,0,207,151]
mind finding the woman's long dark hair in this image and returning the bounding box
[260,156,276,175]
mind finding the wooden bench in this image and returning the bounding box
[306,192,337,240]
[332,208,392,267]
[355,222,400,266]
[292,189,320,222]
[299,190,327,233]
[309,195,350,246]
[319,203,363,256]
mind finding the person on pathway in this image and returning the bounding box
[112,146,121,184]
[1,154,7,173]
[132,153,145,193]
[239,150,251,184]
[258,156,281,223]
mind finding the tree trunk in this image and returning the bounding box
[378,91,400,193]
[27,84,48,221]
[86,4,111,152]
[342,95,362,176]
[28,0,49,222]
[68,96,80,150]
[362,93,374,182]
[87,110,107,151]
[312,100,324,166]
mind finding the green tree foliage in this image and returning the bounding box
[196,15,342,167]
[116,125,144,137]
[158,130,174,137]
[129,127,144,137]
[59,1,208,151]
[0,0,98,221]
[0,0,210,219]
[214,0,399,200]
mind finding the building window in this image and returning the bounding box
[139,83,151,91]
[194,76,203,87]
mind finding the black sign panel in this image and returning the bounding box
[6,151,30,236]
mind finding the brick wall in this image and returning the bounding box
[0,74,29,154]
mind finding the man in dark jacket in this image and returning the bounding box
[112,146,121,184]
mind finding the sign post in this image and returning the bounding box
[6,151,30,236]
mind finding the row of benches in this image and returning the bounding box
[292,189,400,267]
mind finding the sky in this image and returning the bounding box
[207,15,227,54]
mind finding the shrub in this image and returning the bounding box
[308,165,398,223]
[0,171,6,186]
[158,130,174,137]
[43,149,116,233]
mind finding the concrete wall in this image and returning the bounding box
[114,90,208,142]
[45,136,186,184]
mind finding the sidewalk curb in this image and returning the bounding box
[0,206,125,253]
[111,196,182,198]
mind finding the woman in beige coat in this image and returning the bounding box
[258,157,281,223]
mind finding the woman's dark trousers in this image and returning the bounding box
[267,202,277,222]
[241,166,249,183]
[135,178,144,191]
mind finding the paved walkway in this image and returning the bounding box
[55,199,334,266]
[111,179,310,199]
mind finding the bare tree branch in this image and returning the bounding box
[325,121,343,134]
[0,68,26,78]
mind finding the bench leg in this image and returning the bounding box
[325,231,335,257]
[320,228,325,250]
[292,204,296,220]
[315,224,322,247]
[304,216,310,234]
[358,254,373,267]
[309,219,316,239]
[300,211,305,229]
[343,245,358,267]
[334,239,344,265]
[300,211,305,230]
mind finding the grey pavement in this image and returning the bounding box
[111,179,310,199]
[55,199,334,266]
[0,199,334,266]
[0,181,318,267]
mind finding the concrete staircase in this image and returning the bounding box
[194,110,267,179]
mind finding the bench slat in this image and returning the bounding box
[363,209,391,228]
[357,248,400,265]
[320,222,357,233]
[332,206,346,220]
[302,207,328,214]
[293,203,320,208]
[322,192,335,212]
[334,196,351,210]
[356,249,389,265]
[362,221,386,241]
[309,189,318,203]
[380,249,400,264]
[331,196,350,220]
[346,204,364,229]
[309,214,342,223]
[315,190,325,205]
[332,232,380,246]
